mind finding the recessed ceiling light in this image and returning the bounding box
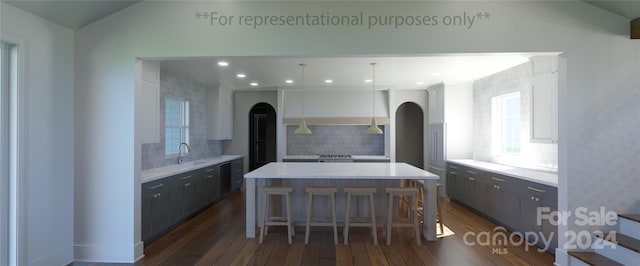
[285,79,294,84]
[431,72,441,76]
[217,61,229,67]
[250,82,258,86]
[364,79,372,83]
[324,79,333,84]
[416,81,424,85]
[236,73,246,78]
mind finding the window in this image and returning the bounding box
[165,98,190,156]
[492,92,521,155]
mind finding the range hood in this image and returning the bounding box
[282,90,390,125]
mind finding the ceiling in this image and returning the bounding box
[161,55,536,90]
[2,0,639,30]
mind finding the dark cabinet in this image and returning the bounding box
[231,158,244,191]
[446,161,558,253]
[518,182,558,251]
[486,174,518,229]
[461,167,488,213]
[172,171,198,219]
[203,165,220,203]
[142,156,245,243]
[141,179,172,241]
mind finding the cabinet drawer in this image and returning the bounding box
[519,181,557,204]
[485,173,516,192]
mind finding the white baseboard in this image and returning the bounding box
[74,241,143,263]
[29,245,73,266]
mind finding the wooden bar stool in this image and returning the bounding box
[305,186,338,245]
[384,187,421,246]
[343,187,378,245]
[260,186,294,244]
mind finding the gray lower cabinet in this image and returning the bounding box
[447,162,557,253]
[203,165,220,203]
[141,179,172,241]
[231,158,243,191]
[142,157,244,243]
[486,174,518,230]
[518,182,558,252]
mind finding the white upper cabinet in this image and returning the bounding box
[207,85,233,140]
[530,56,558,143]
[135,59,160,143]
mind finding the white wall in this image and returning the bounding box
[225,90,277,172]
[0,3,75,265]
[73,1,640,263]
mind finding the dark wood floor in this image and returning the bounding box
[138,190,555,265]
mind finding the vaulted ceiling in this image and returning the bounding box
[3,0,639,30]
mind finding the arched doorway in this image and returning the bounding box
[249,103,277,171]
[395,102,424,169]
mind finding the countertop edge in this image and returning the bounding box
[447,159,558,187]
[141,155,242,183]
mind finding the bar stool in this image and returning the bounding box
[305,186,338,245]
[343,187,378,245]
[384,187,421,246]
[260,186,294,244]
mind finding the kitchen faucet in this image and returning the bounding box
[177,142,191,164]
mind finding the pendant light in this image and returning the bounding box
[295,63,312,134]
[367,62,383,134]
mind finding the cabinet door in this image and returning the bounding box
[530,56,558,143]
[446,164,458,198]
[487,175,518,229]
[172,172,197,219]
[194,170,209,210]
[142,179,171,241]
[203,165,220,203]
[135,59,160,143]
[518,181,558,251]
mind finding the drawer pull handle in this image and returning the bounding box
[467,170,478,174]
[449,171,457,175]
[449,165,458,169]
[153,193,161,198]
[148,184,164,189]
[208,175,213,178]
[206,169,215,172]
[528,186,546,193]
[494,185,501,190]
[181,175,192,180]
[492,177,505,182]
[530,196,540,202]
[184,183,191,187]
[468,177,475,181]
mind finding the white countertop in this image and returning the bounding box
[141,155,242,183]
[283,155,391,160]
[245,162,439,180]
[447,159,558,187]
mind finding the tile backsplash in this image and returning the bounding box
[472,60,558,172]
[141,65,223,170]
[287,125,385,155]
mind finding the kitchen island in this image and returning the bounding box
[244,162,441,241]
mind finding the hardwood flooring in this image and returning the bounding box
[137,190,555,265]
